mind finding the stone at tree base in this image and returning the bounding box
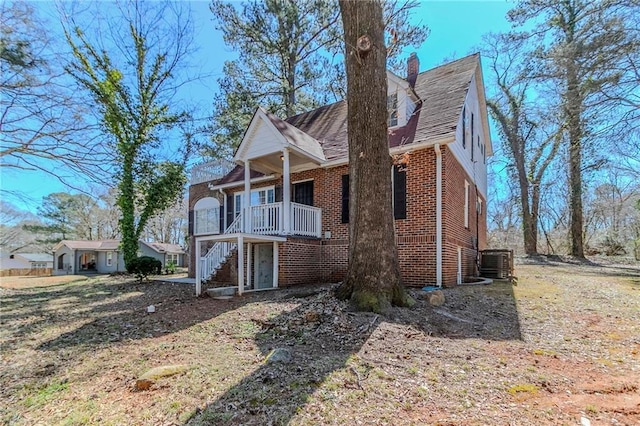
[428,290,445,306]
[134,364,190,390]
[265,348,292,364]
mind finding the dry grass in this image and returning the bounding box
[0,274,90,289]
[1,260,639,425]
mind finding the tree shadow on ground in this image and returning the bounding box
[185,280,521,425]
[1,277,254,372]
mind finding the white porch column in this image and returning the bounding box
[237,236,244,295]
[282,148,291,234]
[272,241,279,288]
[195,239,201,296]
[247,242,252,290]
[244,160,251,233]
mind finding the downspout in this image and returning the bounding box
[434,144,443,287]
[219,189,227,231]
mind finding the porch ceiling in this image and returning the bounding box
[247,150,318,175]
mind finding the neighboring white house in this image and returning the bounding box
[0,253,53,271]
[52,240,185,275]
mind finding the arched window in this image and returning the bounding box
[194,197,220,235]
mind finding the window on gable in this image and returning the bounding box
[392,165,407,219]
[387,93,398,127]
[341,174,350,223]
[194,197,220,235]
[464,180,470,228]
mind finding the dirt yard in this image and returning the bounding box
[1,260,638,425]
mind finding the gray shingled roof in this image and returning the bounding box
[215,54,480,182]
[286,53,479,161]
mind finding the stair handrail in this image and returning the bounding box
[200,212,243,283]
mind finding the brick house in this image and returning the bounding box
[189,53,491,295]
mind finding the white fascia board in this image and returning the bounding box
[320,136,456,169]
[473,65,493,156]
[206,174,277,191]
[387,71,409,90]
[389,136,456,155]
[233,108,288,163]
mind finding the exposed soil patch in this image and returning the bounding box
[1,261,639,425]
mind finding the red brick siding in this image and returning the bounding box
[441,146,485,286]
[188,146,487,287]
[278,238,322,286]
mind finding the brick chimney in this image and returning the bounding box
[407,52,419,87]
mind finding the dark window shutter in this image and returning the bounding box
[393,165,407,219]
[341,174,349,224]
[462,106,466,148]
[471,113,475,162]
[219,203,224,233]
[275,184,283,202]
[188,210,194,235]
[226,193,234,228]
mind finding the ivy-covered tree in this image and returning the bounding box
[206,0,428,159]
[63,1,192,266]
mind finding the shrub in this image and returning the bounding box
[127,256,162,282]
[165,260,176,274]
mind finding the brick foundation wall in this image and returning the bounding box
[278,238,322,286]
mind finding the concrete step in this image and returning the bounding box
[206,286,237,298]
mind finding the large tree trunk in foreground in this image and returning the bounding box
[336,0,412,313]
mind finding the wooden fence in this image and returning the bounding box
[0,268,53,277]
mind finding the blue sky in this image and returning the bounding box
[1,0,514,213]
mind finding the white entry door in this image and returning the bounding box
[254,244,274,289]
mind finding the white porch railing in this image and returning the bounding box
[249,202,283,234]
[247,202,321,238]
[291,203,322,237]
[190,159,235,185]
[199,202,322,283]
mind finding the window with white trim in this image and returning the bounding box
[464,180,470,228]
[194,197,220,235]
[234,187,275,218]
[166,253,179,266]
[106,251,113,267]
[477,197,483,215]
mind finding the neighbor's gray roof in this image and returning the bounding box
[142,241,185,254]
[59,240,120,250]
[15,253,52,262]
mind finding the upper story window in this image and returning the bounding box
[194,197,220,235]
[387,93,398,127]
[234,187,275,217]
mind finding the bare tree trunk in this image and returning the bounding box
[336,0,411,313]
[566,59,585,258]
